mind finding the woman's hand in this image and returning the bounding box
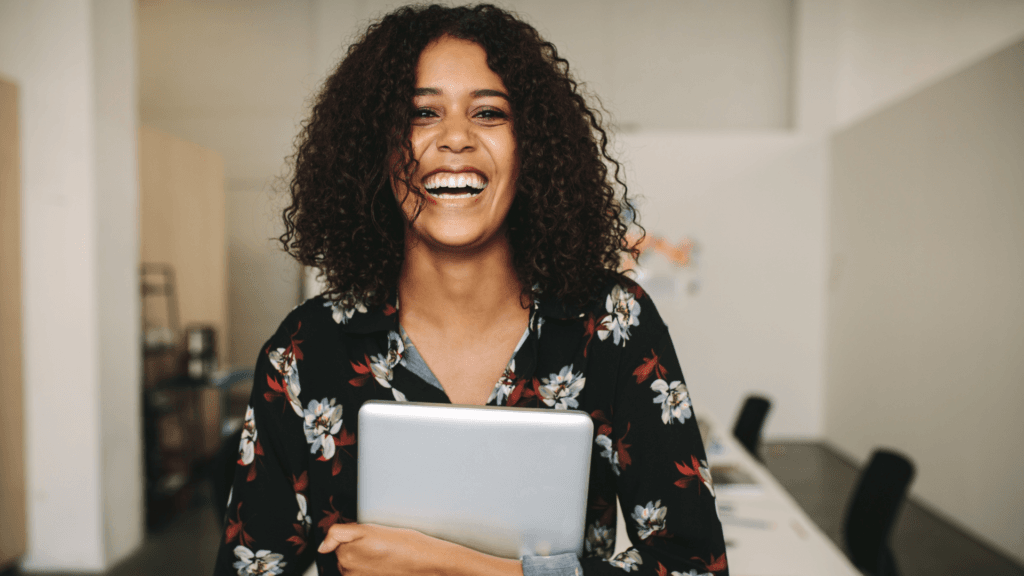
[317,523,523,576]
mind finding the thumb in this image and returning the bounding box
[318,522,361,553]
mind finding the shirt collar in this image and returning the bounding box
[328,286,592,335]
[534,291,584,321]
[327,291,399,334]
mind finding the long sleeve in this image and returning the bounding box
[581,293,728,576]
[213,323,317,576]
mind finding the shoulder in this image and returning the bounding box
[256,294,352,373]
[253,295,355,420]
[590,276,668,327]
[581,276,669,349]
[266,295,338,344]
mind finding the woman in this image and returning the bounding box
[215,4,727,576]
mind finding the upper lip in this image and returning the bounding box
[421,166,488,183]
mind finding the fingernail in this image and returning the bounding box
[317,542,327,553]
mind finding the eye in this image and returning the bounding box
[474,108,509,122]
[473,108,509,125]
[411,107,440,126]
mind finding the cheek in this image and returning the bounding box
[484,133,518,179]
[390,131,431,182]
[502,141,519,181]
[407,130,431,167]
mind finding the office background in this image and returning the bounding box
[0,0,1022,572]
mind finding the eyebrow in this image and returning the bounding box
[413,87,509,100]
[473,89,509,100]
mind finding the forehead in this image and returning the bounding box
[415,36,506,91]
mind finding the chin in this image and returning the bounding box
[422,234,489,252]
[410,223,501,253]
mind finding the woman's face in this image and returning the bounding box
[393,35,518,252]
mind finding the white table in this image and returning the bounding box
[613,413,862,576]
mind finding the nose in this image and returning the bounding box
[436,115,475,153]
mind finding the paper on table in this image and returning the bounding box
[711,463,763,495]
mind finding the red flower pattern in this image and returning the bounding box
[214,285,727,575]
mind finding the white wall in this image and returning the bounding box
[621,134,829,438]
[826,38,1024,564]
[226,188,306,366]
[0,0,142,571]
[346,0,795,131]
[834,0,1024,127]
[137,0,317,184]
[94,0,144,564]
[499,0,796,131]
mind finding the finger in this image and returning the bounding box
[318,523,361,554]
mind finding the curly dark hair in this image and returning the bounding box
[280,3,642,308]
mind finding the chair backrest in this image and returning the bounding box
[732,395,771,459]
[844,449,915,575]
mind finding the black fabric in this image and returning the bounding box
[844,449,915,576]
[731,395,771,461]
[211,428,243,526]
[213,281,728,576]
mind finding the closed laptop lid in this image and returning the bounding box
[357,400,593,559]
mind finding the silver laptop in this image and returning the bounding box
[357,401,593,559]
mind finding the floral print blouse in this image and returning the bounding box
[214,280,728,576]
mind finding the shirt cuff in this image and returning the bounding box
[521,553,582,576]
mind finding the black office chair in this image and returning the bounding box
[843,449,915,576]
[732,395,771,460]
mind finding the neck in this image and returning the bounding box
[397,233,526,333]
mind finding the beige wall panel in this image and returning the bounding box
[139,125,228,366]
[826,39,1024,563]
[226,187,301,368]
[0,76,26,568]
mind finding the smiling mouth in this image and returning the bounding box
[422,171,488,199]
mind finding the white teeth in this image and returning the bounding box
[423,171,487,191]
[430,191,476,199]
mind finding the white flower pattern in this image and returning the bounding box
[326,297,367,325]
[598,284,641,346]
[539,364,585,409]
[651,379,692,425]
[595,434,620,475]
[295,493,311,532]
[232,546,286,575]
[632,499,668,539]
[238,406,258,465]
[368,354,393,385]
[487,359,516,405]
[530,309,545,338]
[608,549,643,572]
[384,330,404,369]
[369,331,406,401]
[698,459,714,497]
[219,285,726,572]
[268,347,302,416]
[585,522,615,558]
[302,398,343,459]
